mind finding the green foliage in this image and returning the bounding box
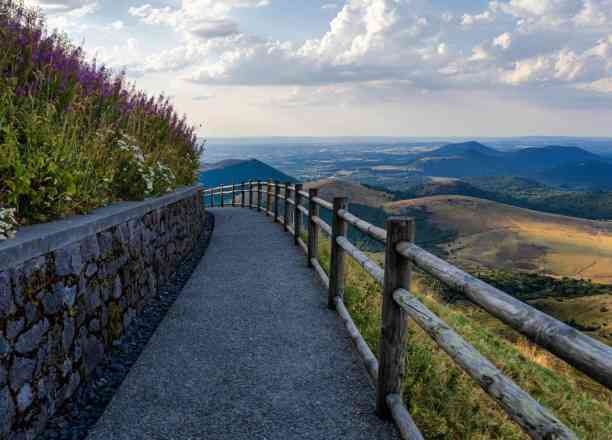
[314,236,612,438]
[0,1,202,231]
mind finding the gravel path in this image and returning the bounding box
[87,208,399,440]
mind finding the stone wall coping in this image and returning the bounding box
[0,185,203,271]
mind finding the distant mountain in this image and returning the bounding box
[199,159,296,188]
[428,141,503,157]
[407,142,612,188]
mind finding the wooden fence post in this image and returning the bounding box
[307,188,319,268]
[267,179,273,216]
[257,181,262,212]
[231,183,236,207]
[377,217,414,418]
[221,185,224,208]
[210,188,215,208]
[294,183,303,245]
[328,197,349,309]
[274,181,280,222]
[249,181,254,209]
[284,183,291,232]
[241,182,245,208]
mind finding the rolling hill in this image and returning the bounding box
[304,178,392,207]
[199,159,296,188]
[396,176,612,220]
[386,195,612,284]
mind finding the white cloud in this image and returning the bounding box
[461,10,494,26]
[493,32,512,49]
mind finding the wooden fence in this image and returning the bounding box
[203,181,612,440]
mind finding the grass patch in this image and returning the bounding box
[315,237,612,439]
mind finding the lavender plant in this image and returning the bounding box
[0,0,203,237]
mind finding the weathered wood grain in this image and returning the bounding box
[335,296,379,384]
[311,257,329,289]
[274,181,280,222]
[393,288,578,440]
[284,183,291,233]
[396,241,612,391]
[308,188,320,268]
[312,196,333,211]
[377,217,413,418]
[336,236,384,286]
[338,209,387,243]
[329,197,349,309]
[386,394,424,440]
[312,216,332,236]
[294,183,303,247]
[257,181,262,212]
[267,179,273,213]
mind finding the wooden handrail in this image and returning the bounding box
[200,182,611,439]
[396,241,612,390]
[393,288,576,439]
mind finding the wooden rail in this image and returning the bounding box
[202,182,612,440]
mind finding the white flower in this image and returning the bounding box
[0,207,18,241]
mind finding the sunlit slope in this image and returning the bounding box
[304,178,392,207]
[386,195,612,283]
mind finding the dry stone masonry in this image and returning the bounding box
[0,186,206,440]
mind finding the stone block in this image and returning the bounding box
[54,243,82,277]
[10,357,36,391]
[0,271,11,319]
[15,319,49,354]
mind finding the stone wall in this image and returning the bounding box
[0,186,206,440]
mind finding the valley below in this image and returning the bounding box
[200,138,612,348]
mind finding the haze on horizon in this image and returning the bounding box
[28,0,612,138]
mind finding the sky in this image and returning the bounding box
[24,0,612,138]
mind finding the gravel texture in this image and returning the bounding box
[35,213,215,440]
[86,208,399,440]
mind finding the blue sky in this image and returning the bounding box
[26,0,612,137]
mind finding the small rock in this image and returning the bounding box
[40,289,62,315]
[15,319,49,354]
[25,303,38,325]
[6,318,25,341]
[63,317,75,354]
[85,262,98,278]
[0,271,12,319]
[10,357,36,391]
[80,235,101,262]
[113,276,122,299]
[0,386,15,434]
[16,383,33,412]
[54,283,77,309]
[0,336,10,358]
[55,244,83,277]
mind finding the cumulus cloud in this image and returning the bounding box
[129,0,268,39]
[119,0,612,108]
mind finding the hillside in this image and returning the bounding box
[199,159,296,188]
[385,195,612,284]
[399,176,612,220]
[0,1,200,233]
[304,178,392,207]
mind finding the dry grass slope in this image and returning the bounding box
[314,238,612,439]
[386,195,612,284]
[304,178,392,207]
